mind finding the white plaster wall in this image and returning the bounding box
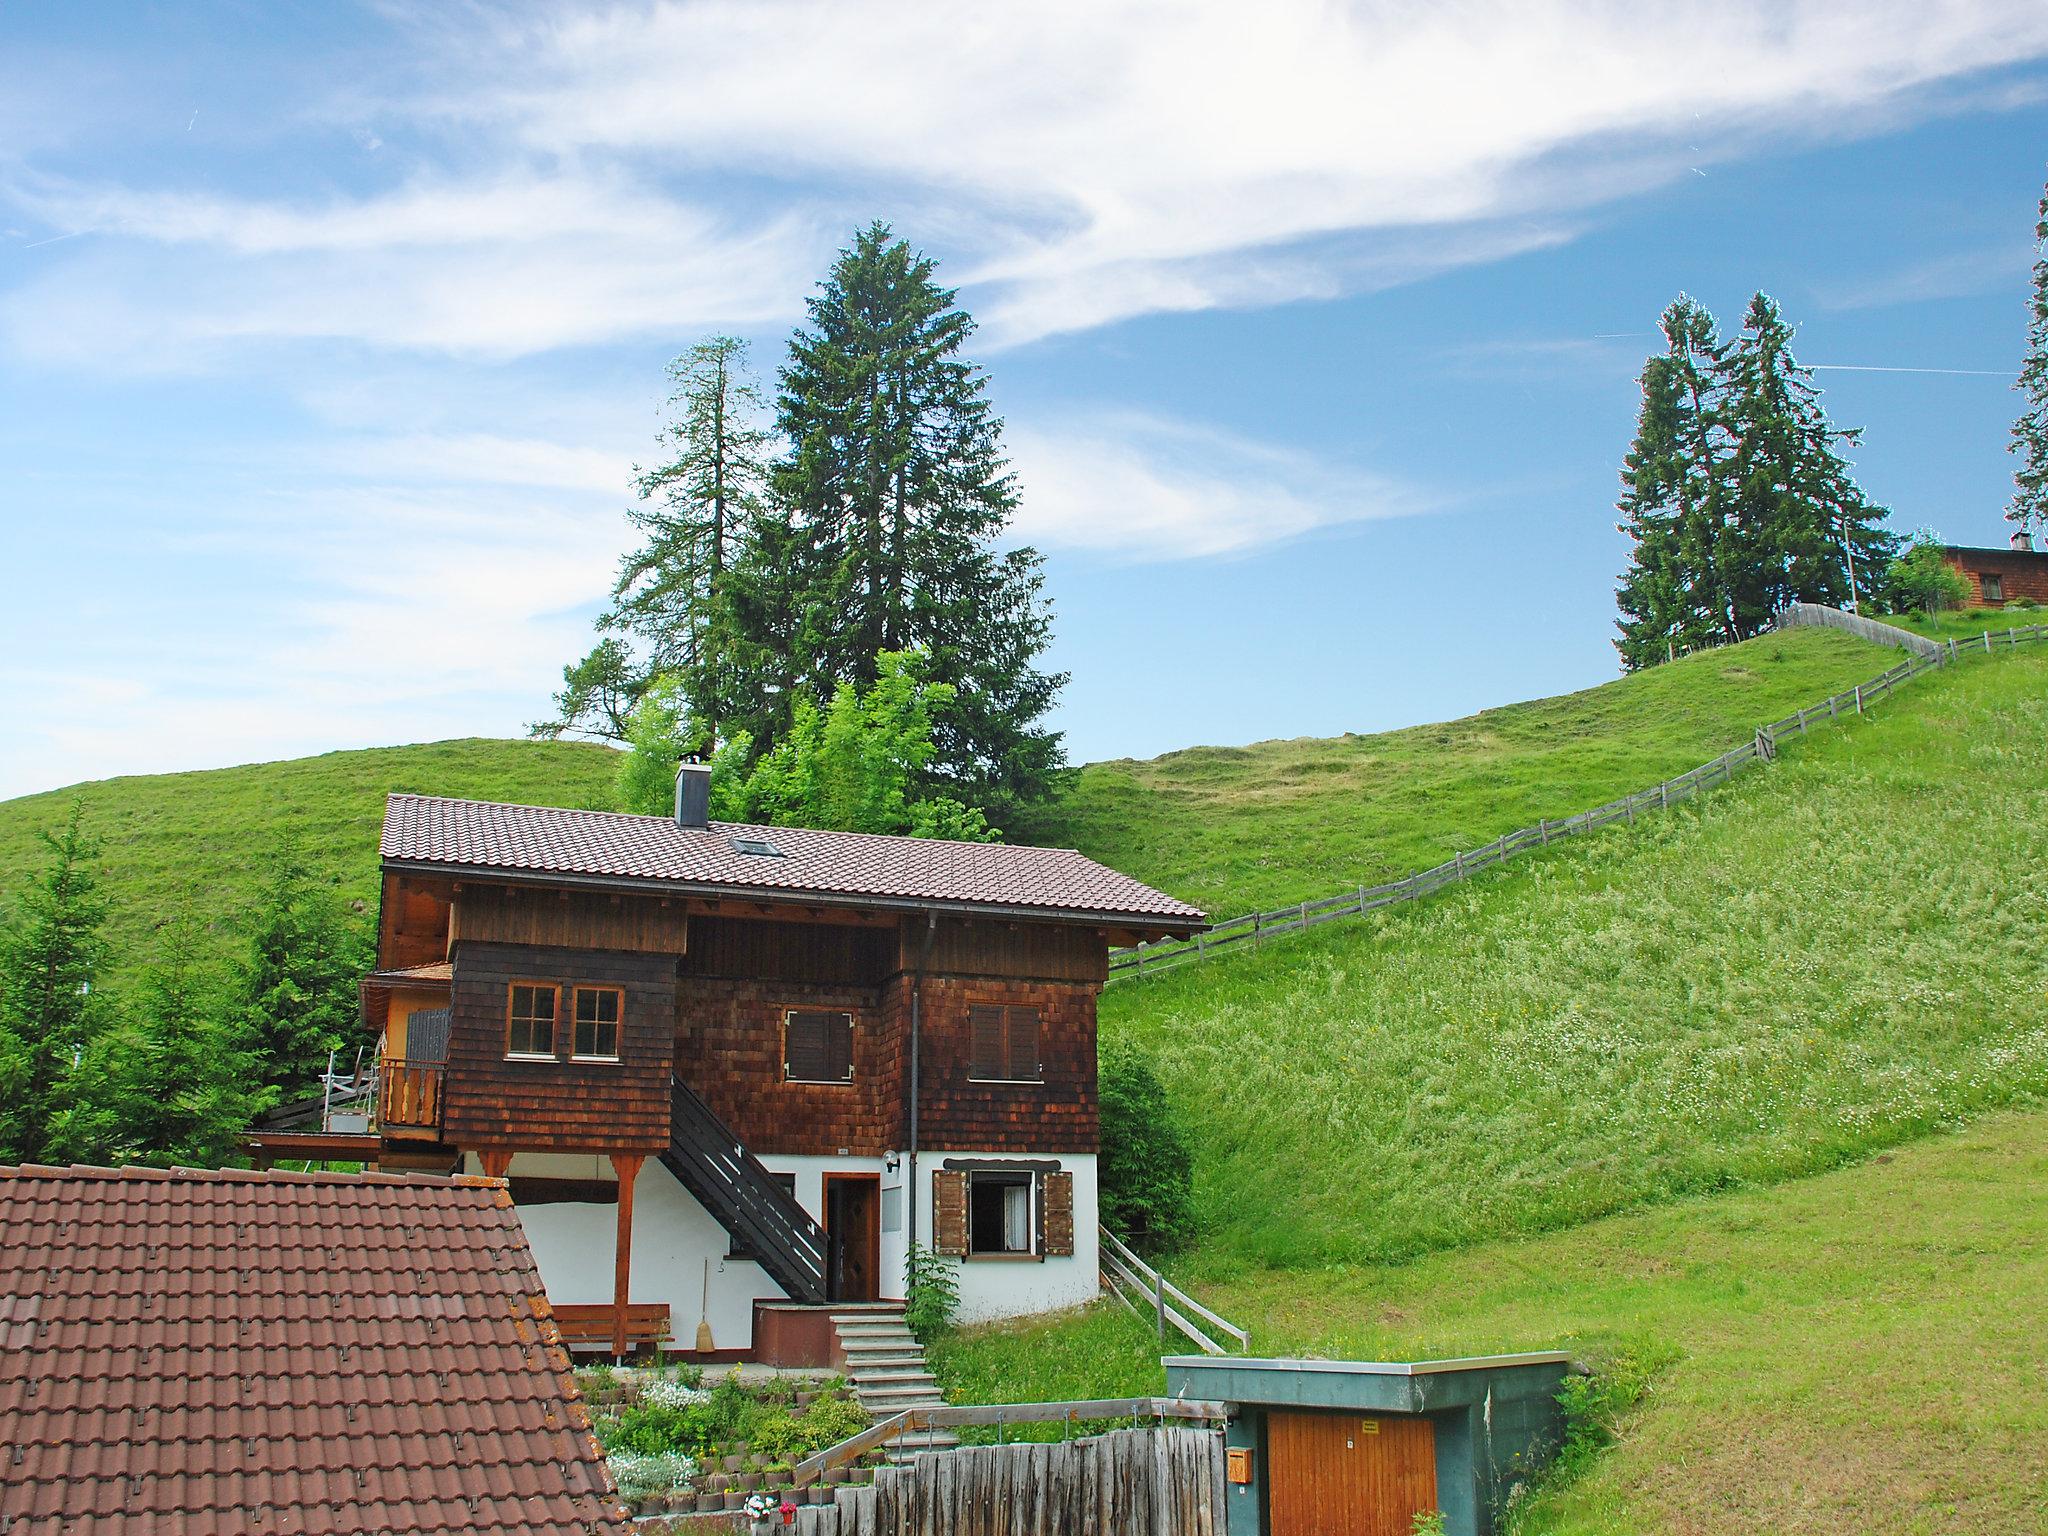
[909,1152,1100,1325]
[473,1147,1097,1342]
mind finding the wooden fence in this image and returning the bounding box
[1098,1226,1249,1356]
[1110,614,2048,983]
[774,1425,1225,1536]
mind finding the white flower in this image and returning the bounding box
[641,1377,713,1410]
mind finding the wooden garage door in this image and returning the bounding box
[1267,1410,1438,1536]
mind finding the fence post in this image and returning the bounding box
[1660,782,1669,810]
[1796,707,1807,735]
[1984,631,1993,654]
[1154,1267,1167,1341]
[1454,849,1464,879]
[1253,912,1261,950]
[1298,901,1308,931]
[1853,684,1862,714]
[1539,818,1549,845]
[1135,944,1144,980]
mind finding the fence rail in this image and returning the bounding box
[1097,1226,1248,1356]
[1110,614,2048,983]
[794,1402,1227,1488]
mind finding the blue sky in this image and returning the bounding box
[3,2,2046,801]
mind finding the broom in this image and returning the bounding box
[695,1258,715,1353]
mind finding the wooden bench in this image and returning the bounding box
[549,1303,673,1354]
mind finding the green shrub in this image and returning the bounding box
[905,1242,961,1343]
[1881,530,1969,614]
[1098,1038,1195,1252]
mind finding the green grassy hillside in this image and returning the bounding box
[0,739,617,988]
[933,1111,2048,1535]
[1102,645,2048,1270]
[0,628,1886,993]
[1012,627,1889,918]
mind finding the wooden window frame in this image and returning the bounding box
[569,984,625,1063]
[1981,572,2004,602]
[965,1168,1041,1261]
[505,980,560,1061]
[966,999,1043,1084]
[783,1008,856,1085]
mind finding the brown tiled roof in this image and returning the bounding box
[0,1164,625,1536]
[381,793,1206,928]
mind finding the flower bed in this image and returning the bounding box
[578,1363,882,1518]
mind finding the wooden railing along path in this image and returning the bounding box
[1110,613,2048,983]
[1098,1227,1248,1357]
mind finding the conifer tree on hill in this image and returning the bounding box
[2010,169,2048,535]
[751,221,1065,810]
[537,336,773,745]
[0,804,123,1163]
[1613,292,1893,669]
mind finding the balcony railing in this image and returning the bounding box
[378,1059,446,1137]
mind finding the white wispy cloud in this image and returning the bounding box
[9,0,2048,358]
[1008,411,1430,560]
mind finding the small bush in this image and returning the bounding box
[1098,1038,1195,1252]
[1881,530,1969,614]
[905,1242,961,1343]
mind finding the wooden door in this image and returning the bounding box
[823,1174,880,1302]
[1266,1410,1438,1536]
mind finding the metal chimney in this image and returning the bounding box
[674,760,711,829]
[2012,529,2036,553]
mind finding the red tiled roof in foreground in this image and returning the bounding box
[0,1164,625,1536]
[381,793,1207,929]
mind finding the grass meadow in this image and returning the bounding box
[0,737,618,990]
[1101,645,2048,1271]
[1011,627,1891,920]
[933,1111,2048,1535]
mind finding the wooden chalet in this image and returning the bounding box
[1944,532,2048,607]
[293,764,1203,1359]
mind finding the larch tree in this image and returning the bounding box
[760,222,1066,810]
[537,336,773,744]
[2010,170,2048,534]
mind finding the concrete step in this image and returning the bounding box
[836,1320,915,1337]
[842,1352,925,1370]
[848,1364,935,1382]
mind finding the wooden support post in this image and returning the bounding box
[479,1148,513,1181]
[610,1153,645,1361]
[1853,684,1862,715]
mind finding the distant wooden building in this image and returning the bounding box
[317,766,1203,1360]
[1944,532,2048,606]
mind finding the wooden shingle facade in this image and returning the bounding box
[349,787,1203,1357]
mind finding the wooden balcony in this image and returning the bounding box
[379,1059,446,1139]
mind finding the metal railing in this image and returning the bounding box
[1110,616,2048,983]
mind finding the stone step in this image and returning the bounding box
[843,1352,925,1369]
[848,1364,934,1382]
[836,1320,915,1336]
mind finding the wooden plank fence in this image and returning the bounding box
[774,1426,1225,1536]
[1110,613,2048,983]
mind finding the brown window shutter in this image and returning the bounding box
[827,1011,854,1082]
[932,1170,969,1256]
[968,1005,1005,1080]
[786,1011,825,1081]
[1041,1170,1074,1256]
[1004,1006,1041,1082]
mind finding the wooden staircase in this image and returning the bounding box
[660,1075,829,1304]
[831,1306,957,1455]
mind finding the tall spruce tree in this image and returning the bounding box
[1722,294,1893,625]
[1614,298,1737,667]
[0,803,120,1163]
[757,222,1066,809]
[2010,170,2048,534]
[1614,292,1893,666]
[538,336,772,744]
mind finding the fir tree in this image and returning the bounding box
[1614,298,1736,667]
[2010,170,2048,534]
[126,917,271,1167]
[760,222,1066,809]
[1722,294,1894,626]
[238,839,371,1093]
[0,803,119,1163]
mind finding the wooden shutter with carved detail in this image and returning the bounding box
[1041,1170,1075,1256]
[932,1169,969,1256]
